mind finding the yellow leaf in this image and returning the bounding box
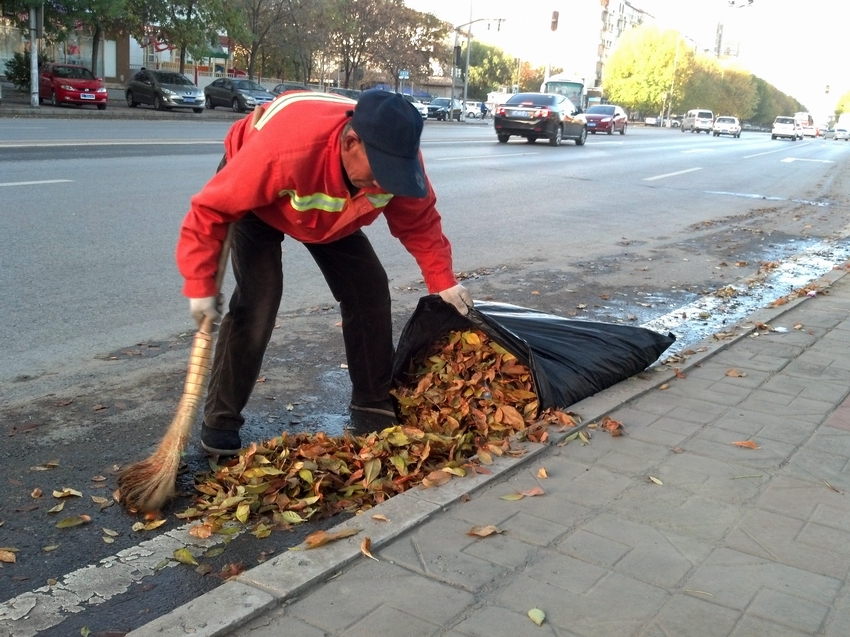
[500,404,525,427]
[499,493,524,501]
[0,550,17,563]
[143,519,167,531]
[102,528,119,537]
[278,511,304,525]
[305,527,361,549]
[363,458,381,487]
[102,536,115,544]
[467,525,502,537]
[47,502,65,514]
[81,627,91,637]
[537,467,548,479]
[52,488,82,498]
[371,514,390,522]
[56,515,91,529]
[360,537,379,561]
[42,545,59,552]
[173,548,198,566]
[298,469,314,484]
[235,502,251,523]
[725,369,747,378]
[649,476,663,486]
[464,331,481,345]
[477,450,493,465]
[528,608,546,626]
[578,431,590,445]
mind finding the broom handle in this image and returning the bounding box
[183,225,235,401]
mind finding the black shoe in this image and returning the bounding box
[347,409,397,436]
[200,425,242,456]
[349,398,397,418]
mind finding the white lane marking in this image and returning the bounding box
[0,179,74,187]
[434,152,539,161]
[682,148,714,153]
[644,167,702,181]
[0,140,222,148]
[0,522,225,636]
[705,190,829,206]
[744,146,798,159]
[780,158,834,164]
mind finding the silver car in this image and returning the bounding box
[125,69,205,113]
[205,78,275,113]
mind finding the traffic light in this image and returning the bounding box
[826,85,830,94]
[454,45,462,67]
[551,11,559,31]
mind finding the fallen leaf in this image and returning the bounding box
[173,548,198,566]
[648,476,663,486]
[371,514,390,522]
[81,627,91,637]
[500,492,525,501]
[823,479,843,494]
[52,488,82,499]
[672,447,684,454]
[42,545,59,552]
[528,608,546,626]
[536,467,548,479]
[31,488,43,498]
[304,527,361,549]
[56,515,91,528]
[360,537,378,561]
[0,550,16,563]
[732,440,760,449]
[102,536,115,544]
[421,470,451,488]
[659,383,669,390]
[47,502,65,514]
[519,486,545,497]
[467,525,502,537]
[212,562,246,580]
[189,524,213,539]
[725,369,747,377]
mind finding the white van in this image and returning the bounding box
[681,109,714,134]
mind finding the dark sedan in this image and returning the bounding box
[585,104,627,135]
[427,97,462,121]
[125,69,204,113]
[494,92,587,146]
[205,78,275,112]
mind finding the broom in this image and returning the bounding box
[118,225,234,513]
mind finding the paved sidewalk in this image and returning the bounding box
[130,266,850,637]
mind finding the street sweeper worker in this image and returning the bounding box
[176,89,473,456]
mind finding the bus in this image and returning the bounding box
[541,73,586,110]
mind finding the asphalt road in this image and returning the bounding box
[2,119,850,636]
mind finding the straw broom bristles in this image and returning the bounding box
[118,225,233,513]
[117,324,215,512]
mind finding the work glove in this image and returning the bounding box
[438,284,473,316]
[189,294,225,329]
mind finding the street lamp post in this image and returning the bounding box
[449,16,504,120]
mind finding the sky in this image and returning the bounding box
[404,0,849,120]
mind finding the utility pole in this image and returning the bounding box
[30,4,43,108]
[449,16,505,122]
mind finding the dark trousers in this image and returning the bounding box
[204,212,394,432]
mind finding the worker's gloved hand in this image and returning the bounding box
[189,294,225,329]
[438,284,473,316]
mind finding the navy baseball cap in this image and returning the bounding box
[350,90,427,198]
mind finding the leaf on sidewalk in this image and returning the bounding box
[648,476,663,486]
[536,467,548,479]
[519,486,545,497]
[725,369,747,377]
[732,440,759,449]
[467,525,502,538]
[173,548,198,566]
[528,608,546,626]
[360,537,378,561]
[304,527,361,549]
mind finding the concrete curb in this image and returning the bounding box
[126,266,849,636]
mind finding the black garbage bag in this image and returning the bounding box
[393,296,676,412]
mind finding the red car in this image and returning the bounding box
[38,63,108,110]
[585,104,627,135]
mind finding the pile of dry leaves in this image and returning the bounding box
[178,329,579,537]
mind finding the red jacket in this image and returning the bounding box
[176,92,457,298]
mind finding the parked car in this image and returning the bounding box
[584,104,627,134]
[327,87,362,100]
[771,116,801,141]
[205,78,275,112]
[712,116,741,138]
[400,93,428,119]
[125,69,204,113]
[39,63,108,110]
[427,97,462,121]
[493,92,587,146]
[681,108,714,133]
[463,101,482,118]
[834,127,849,141]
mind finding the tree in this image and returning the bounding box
[461,40,513,100]
[370,6,448,91]
[602,25,694,115]
[227,0,287,79]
